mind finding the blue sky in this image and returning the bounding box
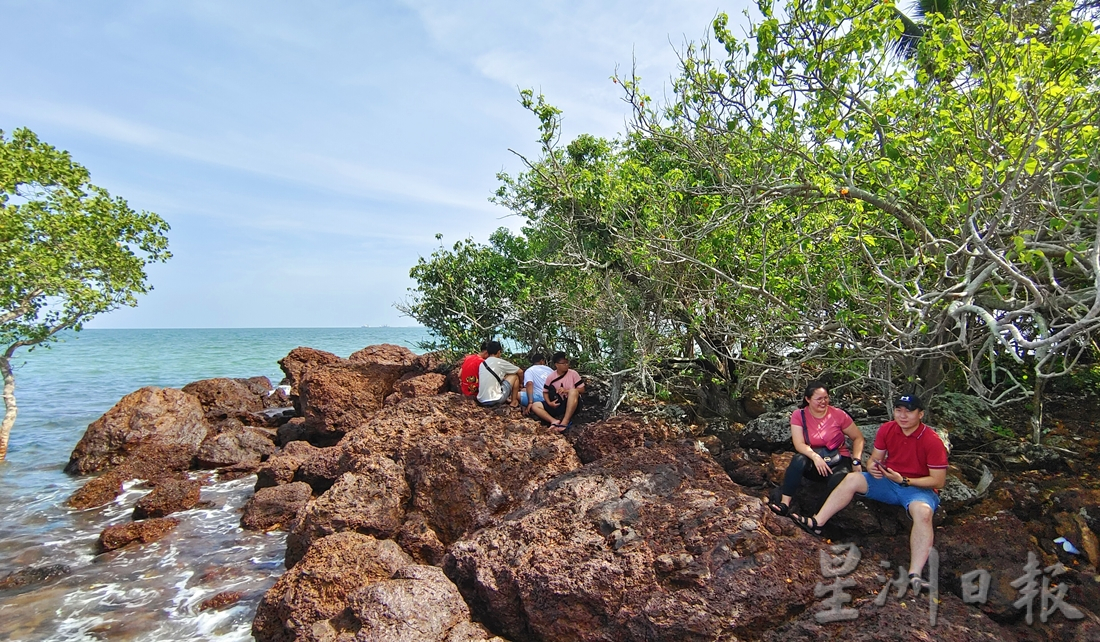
[2,0,751,328]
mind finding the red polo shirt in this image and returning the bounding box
[873,421,948,478]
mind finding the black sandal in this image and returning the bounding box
[767,499,790,517]
[790,512,824,537]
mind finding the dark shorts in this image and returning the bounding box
[860,473,940,514]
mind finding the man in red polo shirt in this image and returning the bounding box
[791,394,947,589]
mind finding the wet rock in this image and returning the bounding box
[256,441,321,490]
[241,482,313,532]
[252,532,413,642]
[285,462,410,568]
[739,408,797,452]
[0,564,71,590]
[568,414,685,464]
[199,591,245,612]
[97,517,180,553]
[65,387,208,475]
[278,347,345,398]
[181,377,272,421]
[444,442,823,642]
[348,564,473,642]
[68,468,130,510]
[132,478,202,519]
[193,421,276,470]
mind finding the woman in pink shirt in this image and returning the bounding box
[769,381,865,517]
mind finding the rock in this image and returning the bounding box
[987,441,1068,472]
[444,442,823,642]
[132,478,202,519]
[199,591,245,612]
[739,408,797,452]
[393,372,447,401]
[1054,511,1100,569]
[348,343,417,370]
[443,621,509,642]
[569,414,686,464]
[65,387,208,475]
[294,446,353,494]
[97,518,180,553]
[278,347,345,398]
[241,482,313,532]
[298,364,394,436]
[252,532,413,642]
[939,471,983,513]
[395,512,447,566]
[256,441,321,490]
[193,421,276,470]
[285,462,410,568]
[929,392,995,449]
[0,564,71,590]
[348,564,472,642]
[275,417,310,446]
[412,351,451,375]
[181,377,270,421]
[720,447,772,488]
[68,468,130,510]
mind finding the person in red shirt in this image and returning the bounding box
[459,342,490,398]
[791,394,947,590]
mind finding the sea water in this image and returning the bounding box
[0,327,431,642]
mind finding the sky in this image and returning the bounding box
[1,0,753,328]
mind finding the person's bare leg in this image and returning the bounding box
[811,472,868,525]
[505,374,521,406]
[529,401,556,424]
[907,502,935,578]
[559,388,580,425]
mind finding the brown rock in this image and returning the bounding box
[68,468,130,510]
[294,445,354,494]
[181,377,269,420]
[569,413,685,464]
[396,512,447,566]
[0,564,71,590]
[97,518,180,553]
[936,511,1037,621]
[252,532,413,642]
[285,462,410,568]
[443,621,509,642]
[394,372,447,400]
[199,591,244,612]
[65,387,208,475]
[444,442,822,642]
[298,365,393,436]
[278,347,345,398]
[348,564,472,642]
[241,482,313,532]
[132,478,202,519]
[194,421,276,470]
[256,441,321,490]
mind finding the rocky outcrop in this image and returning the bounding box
[199,591,245,612]
[278,347,345,398]
[348,564,480,642]
[738,408,797,451]
[0,564,71,590]
[444,442,822,641]
[132,478,202,519]
[65,387,208,475]
[67,468,130,510]
[256,441,321,489]
[181,377,272,421]
[385,372,448,406]
[252,532,414,642]
[568,413,687,464]
[241,482,313,532]
[193,419,276,470]
[285,464,410,568]
[97,518,180,553]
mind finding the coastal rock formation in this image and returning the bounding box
[252,532,413,642]
[278,347,345,398]
[0,564,71,590]
[97,517,180,553]
[199,591,245,612]
[738,409,798,452]
[385,372,448,406]
[193,419,276,470]
[67,468,130,510]
[132,478,202,519]
[181,376,274,421]
[285,464,410,568]
[444,442,822,641]
[65,387,208,475]
[568,413,685,464]
[241,482,313,532]
[256,441,321,489]
[348,564,480,642]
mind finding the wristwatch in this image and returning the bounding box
[852,459,862,467]
[901,477,910,487]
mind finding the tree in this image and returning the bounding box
[0,128,171,459]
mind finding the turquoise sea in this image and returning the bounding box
[0,327,431,642]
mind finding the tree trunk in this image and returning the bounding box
[1030,376,1046,446]
[0,355,15,461]
[606,312,625,417]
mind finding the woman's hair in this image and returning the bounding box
[551,351,568,365]
[799,380,830,408]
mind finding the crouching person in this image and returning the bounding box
[791,394,947,590]
[476,341,523,407]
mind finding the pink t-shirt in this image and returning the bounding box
[546,369,583,393]
[790,406,852,456]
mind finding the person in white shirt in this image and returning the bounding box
[520,353,556,423]
[476,340,523,407]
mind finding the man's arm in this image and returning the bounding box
[878,465,947,489]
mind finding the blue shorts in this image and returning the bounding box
[519,390,544,406]
[860,473,940,514]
